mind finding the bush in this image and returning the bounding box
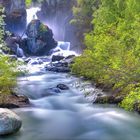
[120,86,140,111]
[72,0,140,111]
[0,7,19,102]
[0,55,18,94]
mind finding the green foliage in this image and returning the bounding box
[0,55,18,95]
[72,0,140,111]
[39,24,48,32]
[120,86,140,111]
[0,8,7,50]
[0,8,19,98]
[25,0,32,7]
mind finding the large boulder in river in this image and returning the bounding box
[37,0,80,51]
[0,0,26,34]
[0,108,22,135]
[21,19,57,56]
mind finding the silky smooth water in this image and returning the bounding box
[1,66,140,140]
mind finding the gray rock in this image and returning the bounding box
[94,95,124,104]
[22,19,57,56]
[53,61,68,67]
[0,109,22,135]
[5,36,24,57]
[46,66,71,73]
[65,55,75,60]
[52,55,65,62]
[57,84,69,90]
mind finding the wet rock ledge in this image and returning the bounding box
[0,94,30,109]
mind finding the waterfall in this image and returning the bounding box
[57,41,70,50]
[51,41,78,57]
[26,7,41,25]
[16,45,25,57]
[25,7,78,57]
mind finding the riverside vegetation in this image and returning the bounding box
[71,0,140,112]
[0,8,19,103]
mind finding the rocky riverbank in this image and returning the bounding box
[0,94,30,109]
[69,56,140,114]
[44,55,124,106]
[93,87,140,113]
[0,53,74,110]
[0,92,27,136]
[44,54,125,106]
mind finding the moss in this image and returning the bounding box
[25,0,32,7]
[39,24,48,32]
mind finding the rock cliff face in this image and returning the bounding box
[0,0,26,34]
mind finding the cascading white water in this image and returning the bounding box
[25,7,79,57]
[16,46,25,57]
[26,7,41,25]
[51,41,78,57]
[57,41,71,50]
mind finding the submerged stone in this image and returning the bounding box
[57,84,69,90]
[41,88,61,97]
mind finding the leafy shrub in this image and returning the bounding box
[0,8,19,102]
[0,55,18,95]
[25,0,32,7]
[72,0,140,111]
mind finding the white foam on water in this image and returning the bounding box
[26,7,41,25]
[51,41,78,57]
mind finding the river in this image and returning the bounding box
[1,55,140,140]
